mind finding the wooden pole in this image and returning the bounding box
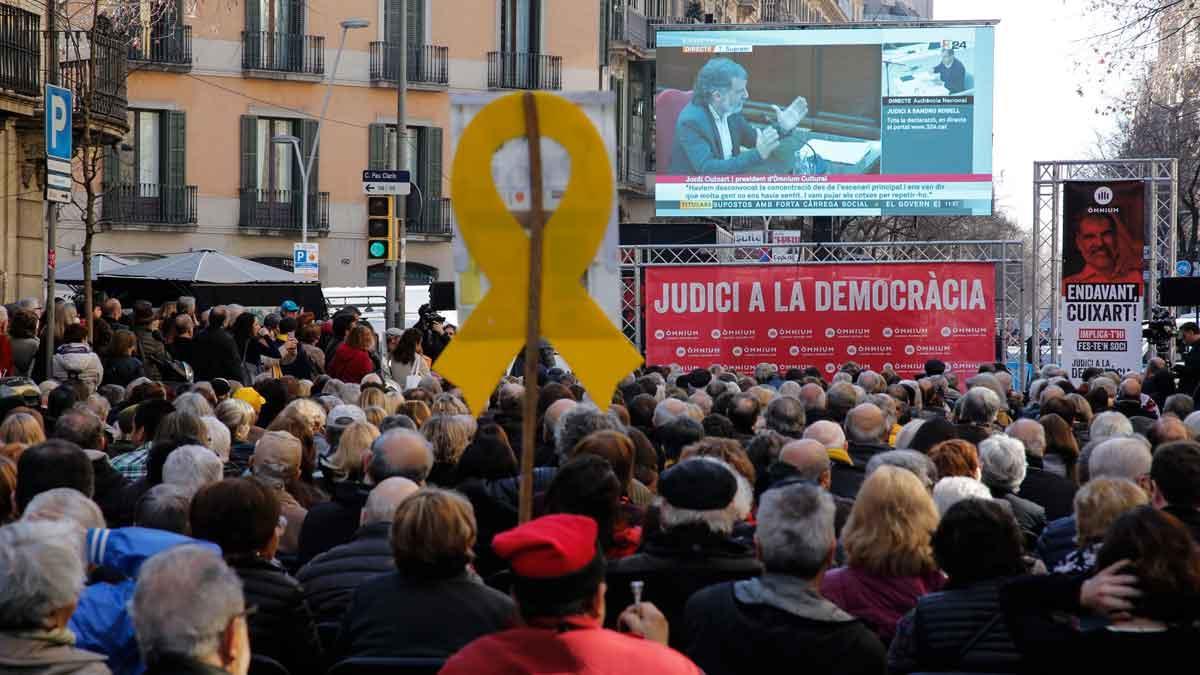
[518,91,545,524]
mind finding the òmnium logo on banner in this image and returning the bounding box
[738,345,777,356]
[788,346,800,356]
[712,328,756,339]
[824,328,836,338]
[1094,186,1113,205]
[658,329,699,340]
[797,345,835,355]
[676,345,720,358]
[731,347,743,357]
[849,344,891,356]
[824,363,837,374]
[890,327,929,338]
[942,326,988,337]
[846,345,858,356]
[654,330,665,340]
[882,327,893,338]
[904,345,916,355]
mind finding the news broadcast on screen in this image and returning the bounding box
[654,22,995,217]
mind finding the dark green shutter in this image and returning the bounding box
[422,126,442,200]
[239,115,257,226]
[407,0,424,47]
[103,145,119,189]
[599,0,609,67]
[288,0,304,34]
[368,123,389,170]
[612,75,623,180]
[385,0,403,45]
[298,118,319,229]
[244,0,260,32]
[163,111,187,223]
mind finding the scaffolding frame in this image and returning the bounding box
[620,239,1027,376]
[1032,159,1178,366]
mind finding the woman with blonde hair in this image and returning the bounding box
[358,387,387,413]
[363,406,387,428]
[822,465,943,643]
[1055,477,1147,574]
[324,420,380,483]
[0,412,45,447]
[431,393,469,416]
[422,415,474,487]
[400,400,431,428]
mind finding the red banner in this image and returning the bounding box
[644,264,996,378]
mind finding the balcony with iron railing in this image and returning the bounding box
[487,51,561,90]
[242,32,324,79]
[409,197,453,237]
[103,183,198,229]
[0,4,40,102]
[609,5,650,53]
[129,24,192,70]
[59,23,129,142]
[369,43,449,87]
[239,189,330,233]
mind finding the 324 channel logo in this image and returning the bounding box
[941,40,968,49]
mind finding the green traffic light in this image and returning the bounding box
[369,241,387,258]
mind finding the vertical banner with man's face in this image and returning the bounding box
[1061,180,1146,379]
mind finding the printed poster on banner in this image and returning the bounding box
[733,230,768,261]
[1060,180,1145,379]
[643,264,995,378]
[771,230,806,262]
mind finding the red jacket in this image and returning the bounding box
[439,616,701,675]
[327,342,374,384]
[820,565,945,644]
[0,335,12,378]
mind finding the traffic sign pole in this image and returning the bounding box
[44,3,62,378]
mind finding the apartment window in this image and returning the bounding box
[257,118,295,196]
[239,114,319,201]
[500,0,540,53]
[384,0,424,48]
[108,109,186,191]
[252,0,300,33]
[367,123,443,227]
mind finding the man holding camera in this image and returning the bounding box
[1176,322,1200,398]
[416,304,451,363]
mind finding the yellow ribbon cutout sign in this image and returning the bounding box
[436,92,643,414]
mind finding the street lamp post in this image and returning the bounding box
[276,17,369,244]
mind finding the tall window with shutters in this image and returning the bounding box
[240,114,326,231]
[103,109,193,225]
[367,123,446,235]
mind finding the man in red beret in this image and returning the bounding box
[440,514,701,674]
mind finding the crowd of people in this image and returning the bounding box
[2,294,1200,674]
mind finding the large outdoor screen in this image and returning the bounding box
[654,22,995,217]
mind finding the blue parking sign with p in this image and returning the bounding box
[45,85,72,161]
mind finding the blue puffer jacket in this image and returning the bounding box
[1035,515,1077,570]
[69,528,221,675]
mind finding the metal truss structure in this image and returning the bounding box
[620,240,1027,373]
[1032,160,1178,366]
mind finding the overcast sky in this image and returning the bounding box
[934,0,1141,230]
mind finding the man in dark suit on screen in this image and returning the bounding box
[667,57,809,175]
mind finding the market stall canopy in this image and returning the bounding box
[56,253,139,284]
[103,250,310,283]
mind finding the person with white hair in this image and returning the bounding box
[21,487,106,531]
[683,482,886,674]
[980,435,1045,548]
[163,445,224,496]
[173,392,213,419]
[0,520,110,674]
[1007,418,1078,521]
[1090,410,1133,442]
[865,450,938,491]
[652,397,689,429]
[202,416,232,465]
[956,387,1002,446]
[130,545,250,675]
[932,476,993,515]
[1186,410,1200,440]
[777,380,802,400]
[296,477,419,625]
[893,418,925,451]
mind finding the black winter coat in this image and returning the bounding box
[604,523,763,650]
[684,579,885,675]
[227,555,321,675]
[333,571,514,661]
[888,578,1023,674]
[131,326,167,382]
[296,482,370,566]
[296,522,394,626]
[102,356,145,388]
[193,326,242,383]
[991,489,1046,551]
[1018,461,1077,522]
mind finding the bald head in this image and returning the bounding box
[779,439,831,487]
[360,477,419,526]
[803,420,847,450]
[543,398,577,442]
[654,397,690,427]
[1006,418,1046,458]
[369,429,435,485]
[845,403,887,444]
